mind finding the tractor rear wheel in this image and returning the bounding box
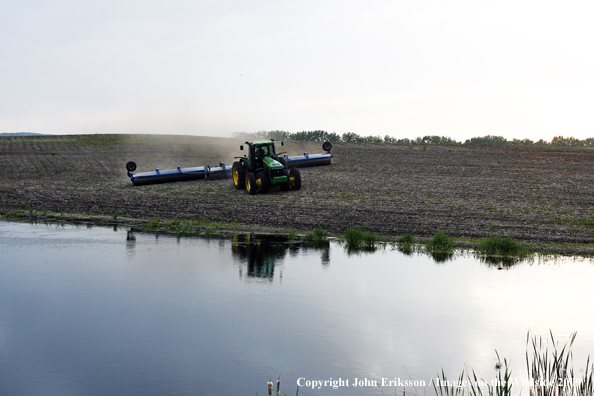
[246,172,257,195]
[289,168,301,190]
[255,171,268,194]
[232,162,246,189]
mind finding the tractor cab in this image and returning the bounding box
[250,141,276,168]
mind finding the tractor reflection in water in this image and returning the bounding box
[231,234,330,281]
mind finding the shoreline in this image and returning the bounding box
[2,208,593,257]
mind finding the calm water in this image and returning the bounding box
[0,220,593,396]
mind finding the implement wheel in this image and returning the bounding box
[289,168,301,190]
[246,172,257,195]
[255,171,268,194]
[276,156,287,166]
[126,161,137,172]
[232,162,246,189]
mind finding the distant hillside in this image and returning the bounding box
[0,132,43,136]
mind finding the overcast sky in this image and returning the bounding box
[1,0,593,141]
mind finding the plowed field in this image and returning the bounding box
[1,134,593,246]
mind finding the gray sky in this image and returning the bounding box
[2,0,593,140]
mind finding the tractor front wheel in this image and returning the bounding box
[232,162,246,189]
[246,172,257,195]
[289,168,301,190]
[280,169,291,191]
[255,171,268,194]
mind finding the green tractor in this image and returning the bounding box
[232,140,301,194]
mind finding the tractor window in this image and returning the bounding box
[255,145,275,158]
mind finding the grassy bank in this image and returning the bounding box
[2,209,593,258]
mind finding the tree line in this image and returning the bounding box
[232,130,594,147]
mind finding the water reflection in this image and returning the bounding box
[123,230,532,270]
[476,255,522,269]
[397,244,414,256]
[430,251,455,263]
[321,246,330,266]
[392,243,523,267]
[126,230,136,241]
[231,235,331,280]
[232,235,287,280]
[344,244,377,255]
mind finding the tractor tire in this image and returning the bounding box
[322,141,332,152]
[126,161,137,172]
[255,171,268,194]
[276,156,287,166]
[289,168,301,190]
[232,162,246,189]
[280,169,291,191]
[246,172,257,195]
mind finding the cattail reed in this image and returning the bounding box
[267,380,273,396]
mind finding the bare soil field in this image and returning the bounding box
[1,134,593,250]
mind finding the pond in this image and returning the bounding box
[0,220,593,395]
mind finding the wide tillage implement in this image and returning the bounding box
[125,141,333,186]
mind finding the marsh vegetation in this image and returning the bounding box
[434,332,594,396]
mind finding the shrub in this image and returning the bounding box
[477,236,526,256]
[344,228,377,248]
[426,231,454,252]
[145,218,161,231]
[305,228,328,242]
[397,233,414,244]
[288,230,297,241]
